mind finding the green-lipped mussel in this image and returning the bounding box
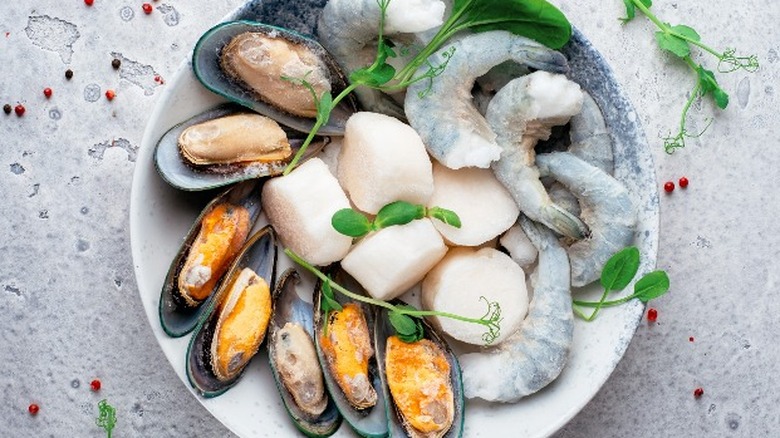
[192,21,359,136]
[375,304,465,438]
[154,104,330,191]
[269,269,341,437]
[186,225,277,397]
[314,271,389,438]
[158,180,263,337]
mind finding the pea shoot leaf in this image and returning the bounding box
[621,0,652,23]
[321,278,343,314]
[388,310,424,343]
[635,270,671,302]
[670,24,700,42]
[374,201,425,229]
[655,30,690,58]
[332,208,372,237]
[316,91,333,123]
[600,246,641,291]
[697,65,730,109]
[427,206,462,228]
[96,399,117,438]
[451,0,572,49]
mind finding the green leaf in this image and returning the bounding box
[635,270,671,302]
[350,63,396,87]
[620,0,636,22]
[332,208,372,237]
[427,206,462,228]
[321,278,343,314]
[96,399,117,438]
[600,246,641,291]
[670,24,700,42]
[374,201,426,229]
[316,91,333,123]
[655,30,690,58]
[451,0,572,49]
[697,65,730,109]
[389,311,424,343]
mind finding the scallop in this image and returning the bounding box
[192,21,358,135]
[186,226,276,397]
[158,180,262,337]
[268,269,341,437]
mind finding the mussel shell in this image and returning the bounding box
[268,269,342,437]
[154,104,330,191]
[158,180,263,337]
[186,225,277,397]
[375,303,465,438]
[192,21,359,136]
[313,271,389,438]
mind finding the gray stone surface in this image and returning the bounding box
[1,0,778,436]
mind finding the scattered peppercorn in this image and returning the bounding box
[142,3,153,14]
[3,104,11,115]
[111,58,121,69]
[43,88,53,98]
[28,404,39,415]
[679,176,689,188]
[663,181,675,193]
[90,379,101,391]
[647,308,658,322]
[84,0,94,5]
[105,90,116,101]
[694,387,704,398]
[65,69,74,80]
[14,104,25,117]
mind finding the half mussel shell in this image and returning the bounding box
[192,21,359,136]
[375,304,465,438]
[158,180,263,337]
[313,270,389,438]
[186,225,277,397]
[154,104,330,191]
[269,269,342,437]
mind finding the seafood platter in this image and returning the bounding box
[130,0,660,436]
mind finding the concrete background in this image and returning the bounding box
[1,0,778,436]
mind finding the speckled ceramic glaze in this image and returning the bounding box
[130,1,659,437]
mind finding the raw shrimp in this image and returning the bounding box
[404,31,569,170]
[536,152,637,287]
[459,215,573,403]
[317,0,446,118]
[486,71,589,239]
[548,91,615,216]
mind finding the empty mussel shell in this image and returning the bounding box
[154,104,330,191]
[314,271,389,438]
[192,21,359,135]
[268,269,342,437]
[375,304,465,438]
[186,225,277,397]
[158,180,263,337]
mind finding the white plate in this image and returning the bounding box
[130,1,660,436]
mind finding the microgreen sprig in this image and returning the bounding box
[331,201,461,238]
[620,0,759,153]
[573,246,670,321]
[286,248,502,345]
[282,0,571,174]
[95,399,117,438]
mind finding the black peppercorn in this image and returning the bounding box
[111,59,121,69]
[3,104,11,115]
[65,69,74,80]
